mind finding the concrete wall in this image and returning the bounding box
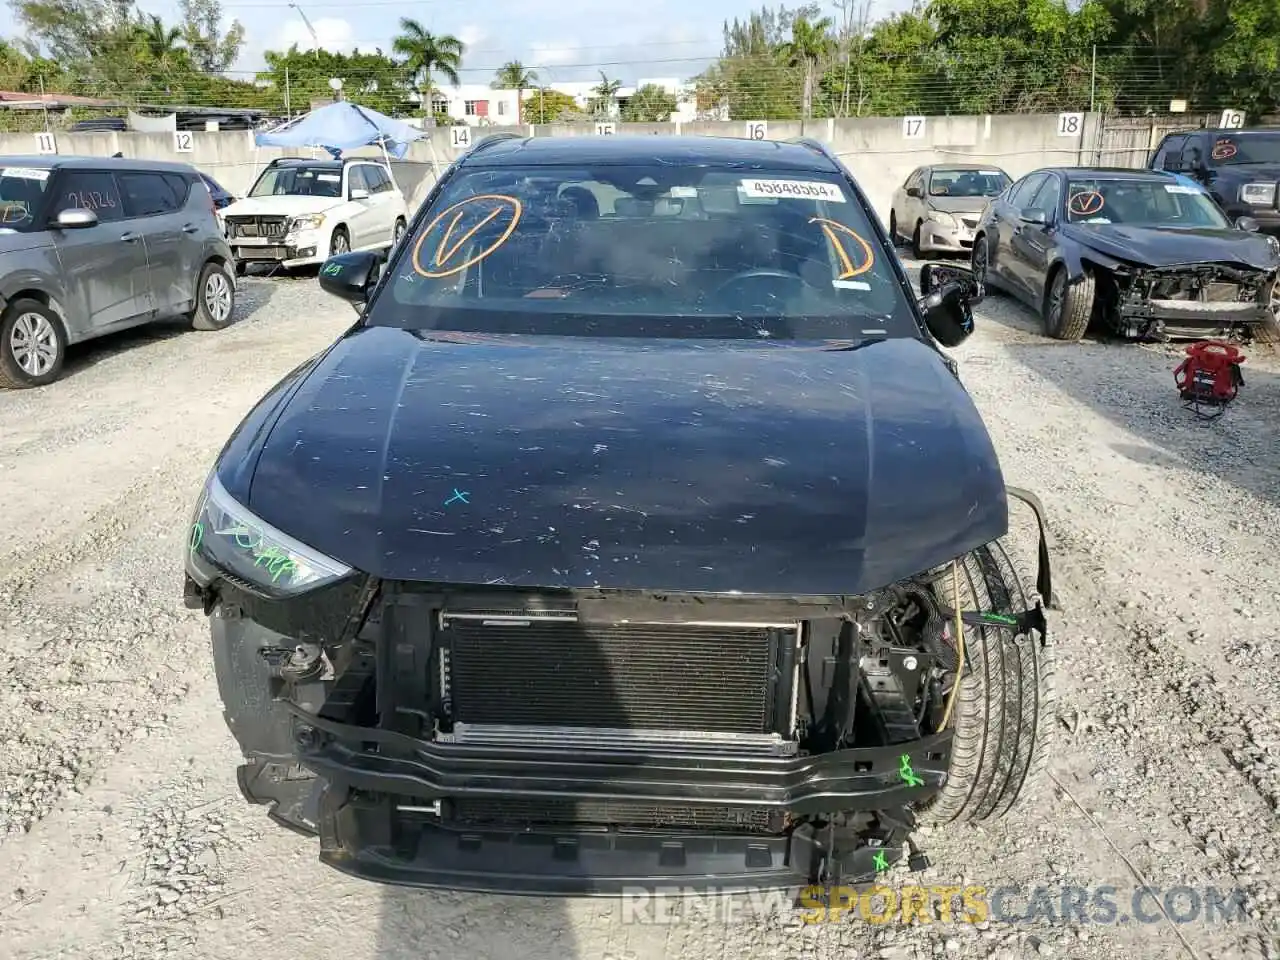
[0,112,1122,225]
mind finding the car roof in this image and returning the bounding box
[922,163,1005,172]
[0,155,198,175]
[1044,167,1175,180]
[461,135,839,173]
[269,157,379,168]
[1198,128,1280,136]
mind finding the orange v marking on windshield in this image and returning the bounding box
[413,193,523,279]
[809,218,874,279]
[435,205,503,266]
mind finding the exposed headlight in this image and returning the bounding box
[288,214,325,232]
[186,474,352,597]
[927,210,958,227]
[1240,182,1277,206]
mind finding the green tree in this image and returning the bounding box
[178,0,243,74]
[392,17,464,106]
[491,60,537,123]
[621,83,678,122]
[694,4,813,120]
[780,12,834,118]
[527,87,582,123]
[589,70,622,118]
[257,45,415,116]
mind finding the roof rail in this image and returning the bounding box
[786,136,840,166]
[469,131,525,155]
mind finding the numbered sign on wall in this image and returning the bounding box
[1219,108,1245,130]
[595,122,616,136]
[34,131,56,155]
[1057,112,1084,137]
[745,121,767,141]
[174,130,194,153]
[902,116,926,140]
[450,126,472,149]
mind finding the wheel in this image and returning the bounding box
[0,298,67,388]
[1254,278,1280,345]
[912,222,927,260]
[330,227,350,256]
[234,260,247,278]
[190,261,236,331]
[971,234,998,295]
[889,211,899,245]
[392,217,407,247]
[1043,267,1093,341]
[920,540,1055,824]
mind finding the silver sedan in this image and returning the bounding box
[889,164,1011,258]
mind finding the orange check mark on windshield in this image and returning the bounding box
[435,206,504,266]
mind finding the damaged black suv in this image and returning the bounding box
[184,134,1055,894]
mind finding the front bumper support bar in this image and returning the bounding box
[286,703,953,814]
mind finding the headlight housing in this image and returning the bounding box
[926,210,958,227]
[1240,182,1277,206]
[288,214,326,232]
[186,473,352,597]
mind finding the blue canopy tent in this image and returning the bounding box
[254,101,425,159]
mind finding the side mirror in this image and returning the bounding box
[905,186,922,199]
[919,263,981,348]
[318,251,381,304]
[54,208,98,230]
[1236,216,1261,232]
[1019,207,1050,226]
[349,188,370,201]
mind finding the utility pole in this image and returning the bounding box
[288,3,322,60]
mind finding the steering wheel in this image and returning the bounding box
[711,268,813,301]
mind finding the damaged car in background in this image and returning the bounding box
[972,166,1280,342]
[185,133,1055,895]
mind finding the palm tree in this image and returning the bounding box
[590,70,622,119]
[137,14,184,63]
[392,17,465,110]
[780,14,834,120]
[491,60,537,124]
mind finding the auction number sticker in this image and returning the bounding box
[739,179,846,203]
[2,167,50,181]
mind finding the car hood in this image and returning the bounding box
[927,195,994,216]
[221,195,342,218]
[234,329,1008,597]
[1062,223,1279,270]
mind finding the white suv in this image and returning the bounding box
[221,157,409,274]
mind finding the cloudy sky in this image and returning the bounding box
[5,0,915,86]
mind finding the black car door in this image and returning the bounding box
[990,173,1048,298]
[1008,173,1062,300]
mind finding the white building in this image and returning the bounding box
[414,84,522,126]
[412,76,700,126]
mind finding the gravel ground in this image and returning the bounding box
[1,266,1279,960]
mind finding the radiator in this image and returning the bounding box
[438,611,799,749]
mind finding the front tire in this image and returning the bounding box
[912,222,927,260]
[392,217,407,247]
[330,227,350,256]
[889,211,899,245]
[922,541,1054,823]
[971,234,998,295]
[0,298,67,388]
[1044,267,1093,341]
[190,261,236,331]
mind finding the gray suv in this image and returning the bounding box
[0,156,237,388]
